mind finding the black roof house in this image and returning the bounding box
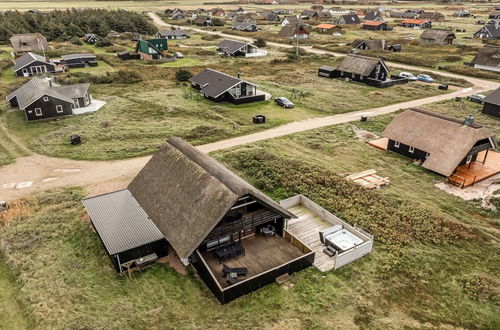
[482,88,500,118]
[189,69,266,104]
[13,52,57,77]
[474,21,500,39]
[232,22,259,32]
[6,77,92,121]
[216,39,261,57]
[60,53,98,68]
[337,14,361,25]
[83,137,315,304]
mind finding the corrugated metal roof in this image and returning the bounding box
[82,189,165,255]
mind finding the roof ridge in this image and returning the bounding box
[409,108,482,128]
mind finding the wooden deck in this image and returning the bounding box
[286,206,338,272]
[368,137,388,151]
[346,169,390,189]
[202,234,305,289]
[448,150,500,188]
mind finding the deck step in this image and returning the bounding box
[276,273,290,285]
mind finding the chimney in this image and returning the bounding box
[237,73,240,78]
[464,114,474,127]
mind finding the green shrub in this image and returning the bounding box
[96,37,113,47]
[254,38,267,47]
[175,69,193,81]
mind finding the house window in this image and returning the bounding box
[43,97,49,102]
[409,146,415,153]
[352,73,355,78]
[34,108,42,116]
[56,105,63,113]
[425,152,430,159]
[394,141,400,148]
[73,99,80,108]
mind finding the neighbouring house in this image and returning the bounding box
[6,77,92,121]
[420,29,456,45]
[317,54,407,88]
[401,19,432,29]
[84,33,98,44]
[233,14,255,23]
[278,24,310,39]
[273,8,293,15]
[420,11,445,22]
[453,10,471,17]
[364,10,383,21]
[351,39,386,51]
[325,7,352,15]
[314,23,342,34]
[60,53,98,68]
[232,22,259,32]
[195,15,212,26]
[470,45,500,73]
[362,21,388,30]
[189,69,266,104]
[10,33,49,55]
[211,7,225,17]
[474,21,500,39]
[388,44,402,52]
[155,29,190,39]
[390,11,419,19]
[258,11,280,21]
[281,15,305,26]
[489,12,500,20]
[83,137,316,304]
[171,10,186,20]
[135,39,169,60]
[318,11,332,20]
[236,6,245,14]
[311,5,324,11]
[482,88,500,118]
[13,52,57,77]
[336,14,361,25]
[382,108,497,180]
[301,10,319,20]
[216,39,266,57]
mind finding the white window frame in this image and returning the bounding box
[34,108,42,116]
[409,146,415,153]
[56,105,63,113]
[394,141,400,148]
[43,96,49,102]
[425,152,430,159]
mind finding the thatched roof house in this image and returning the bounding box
[351,39,386,50]
[278,24,309,39]
[382,108,496,176]
[420,29,456,45]
[337,54,387,77]
[9,33,49,55]
[471,45,500,72]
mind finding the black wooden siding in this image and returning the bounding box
[16,61,56,77]
[482,102,500,118]
[387,139,428,161]
[24,94,73,121]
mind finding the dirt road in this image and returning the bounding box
[0,14,498,200]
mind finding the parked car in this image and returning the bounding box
[417,74,434,83]
[398,71,417,81]
[467,94,486,104]
[174,52,184,59]
[274,97,294,108]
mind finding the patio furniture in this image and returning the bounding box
[223,264,248,277]
[214,243,245,263]
[226,272,239,285]
[262,225,276,237]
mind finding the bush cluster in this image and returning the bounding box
[56,70,142,85]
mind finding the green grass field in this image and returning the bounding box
[0,113,498,328]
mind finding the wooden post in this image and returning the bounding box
[484,149,489,164]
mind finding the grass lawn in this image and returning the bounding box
[0,144,13,166]
[0,258,31,329]
[69,60,115,73]
[0,46,450,161]
[0,115,498,328]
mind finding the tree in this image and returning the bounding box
[211,18,224,26]
[95,37,112,47]
[176,69,193,81]
[254,38,267,47]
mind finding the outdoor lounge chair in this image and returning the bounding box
[223,264,248,277]
[226,273,239,285]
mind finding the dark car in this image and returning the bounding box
[467,94,486,104]
[274,97,294,108]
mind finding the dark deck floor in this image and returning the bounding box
[201,234,305,289]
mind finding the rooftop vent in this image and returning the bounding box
[463,114,474,127]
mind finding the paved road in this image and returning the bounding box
[0,14,498,200]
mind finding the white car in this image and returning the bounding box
[398,72,417,81]
[174,52,184,59]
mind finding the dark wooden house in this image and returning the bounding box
[382,108,497,176]
[13,52,57,77]
[216,39,263,57]
[194,16,212,26]
[474,21,500,39]
[314,23,342,34]
[351,39,386,51]
[362,21,388,30]
[278,24,309,39]
[232,22,259,32]
[482,88,500,118]
[60,53,98,68]
[84,33,98,44]
[336,14,361,25]
[489,12,500,20]
[327,54,388,82]
[189,69,266,104]
[6,77,92,121]
[83,138,315,304]
[155,29,190,40]
[401,19,432,29]
[364,10,383,21]
[135,39,169,60]
[9,33,49,55]
[420,29,456,45]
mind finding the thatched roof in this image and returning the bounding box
[336,54,387,76]
[127,137,295,260]
[420,29,455,43]
[278,24,309,38]
[9,33,48,53]
[382,108,495,176]
[351,39,386,50]
[471,45,500,68]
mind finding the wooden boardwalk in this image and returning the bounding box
[286,206,338,272]
[448,150,500,188]
[367,137,388,151]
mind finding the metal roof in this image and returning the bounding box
[13,52,50,71]
[61,53,96,60]
[189,68,257,98]
[82,189,165,255]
